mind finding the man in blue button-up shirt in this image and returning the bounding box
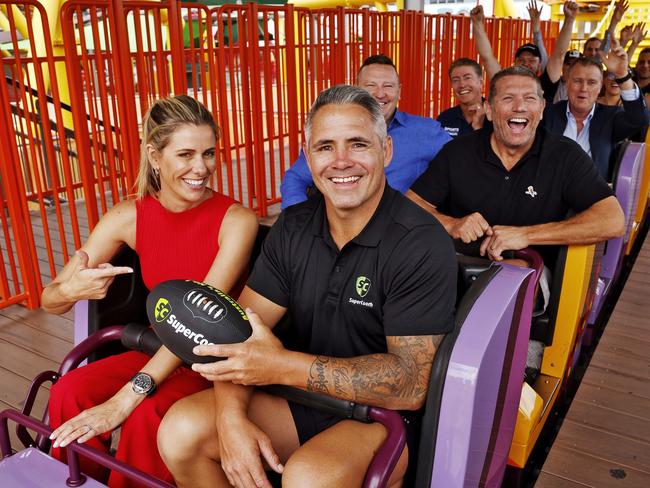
[280,55,452,209]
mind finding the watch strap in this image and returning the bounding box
[614,70,633,84]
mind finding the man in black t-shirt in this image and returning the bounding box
[407,66,624,264]
[158,85,457,488]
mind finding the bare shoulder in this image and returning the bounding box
[87,198,137,246]
[222,203,259,232]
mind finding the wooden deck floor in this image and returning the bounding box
[537,236,650,487]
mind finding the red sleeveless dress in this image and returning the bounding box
[50,192,238,487]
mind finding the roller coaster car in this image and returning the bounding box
[626,136,650,255]
[0,227,540,488]
[507,142,648,473]
[586,142,646,328]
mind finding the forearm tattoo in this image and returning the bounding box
[306,335,440,407]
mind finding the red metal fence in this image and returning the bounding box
[0,1,557,308]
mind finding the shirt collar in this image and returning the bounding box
[310,183,396,248]
[388,109,406,130]
[480,124,544,170]
[566,102,596,122]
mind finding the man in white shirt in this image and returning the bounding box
[543,40,648,180]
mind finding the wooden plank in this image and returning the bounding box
[0,306,73,344]
[0,314,70,363]
[570,382,650,421]
[0,366,49,417]
[541,445,650,487]
[567,398,650,443]
[611,299,650,316]
[589,349,650,381]
[613,288,650,307]
[598,328,650,348]
[554,419,650,473]
[0,339,58,385]
[581,364,650,400]
[608,308,650,327]
[625,273,650,285]
[535,471,591,487]
[595,330,650,352]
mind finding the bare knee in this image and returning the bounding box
[158,397,218,470]
[282,454,319,488]
[282,451,349,488]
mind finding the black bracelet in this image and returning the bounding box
[614,70,633,84]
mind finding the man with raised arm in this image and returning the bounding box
[158,85,457,488]
[407,66,624,266]
[437,58,488,138]
[526,0,549,72]
[544,40,649,180]
[280,54,451,209]
[470,1,578,104]
[583,0,629,59]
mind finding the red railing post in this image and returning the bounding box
[0,60,40,308]
[60,3,100,228]
[109,0,140,191]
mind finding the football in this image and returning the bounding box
[146,279,252,365]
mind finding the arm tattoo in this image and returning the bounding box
[306,356,330,393]
[306,335,441,409]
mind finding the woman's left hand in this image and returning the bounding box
[50,387,142,448]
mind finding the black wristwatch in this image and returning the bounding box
[130,372,157,396]
[614,69,633,85]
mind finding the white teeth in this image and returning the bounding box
[459,90,471,94]
[183,178,204,188]
[331,176,360,184]
[509,118,527,123]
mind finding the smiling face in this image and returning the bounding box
[515,52,541,74]
[567,64,602,117]
[603,73,621,97]
[486,74,544,153]
[148,124,217,211]
[356,64,401,123]
[450,65,483,105]
[583,38,601,58]
[304,103,392,218]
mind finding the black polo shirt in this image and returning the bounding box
[247,185,457,358]
[410,126,614,261]
[437,102,491,139]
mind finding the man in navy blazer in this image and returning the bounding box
[543,40,648,180]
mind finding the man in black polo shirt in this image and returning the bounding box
[158,85,456,488]
[407,66,624,265]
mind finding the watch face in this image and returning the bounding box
[132,373,154,395]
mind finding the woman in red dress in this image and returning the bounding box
[42,95,258,487]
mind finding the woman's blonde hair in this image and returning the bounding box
[136,95,218,198]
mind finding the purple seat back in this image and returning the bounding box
[588,142,645,324]
[415,258,536,487]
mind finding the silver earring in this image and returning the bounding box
[153,168,160,176]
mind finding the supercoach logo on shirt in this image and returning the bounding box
[355,276,371,297]
[349,276,373,308]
